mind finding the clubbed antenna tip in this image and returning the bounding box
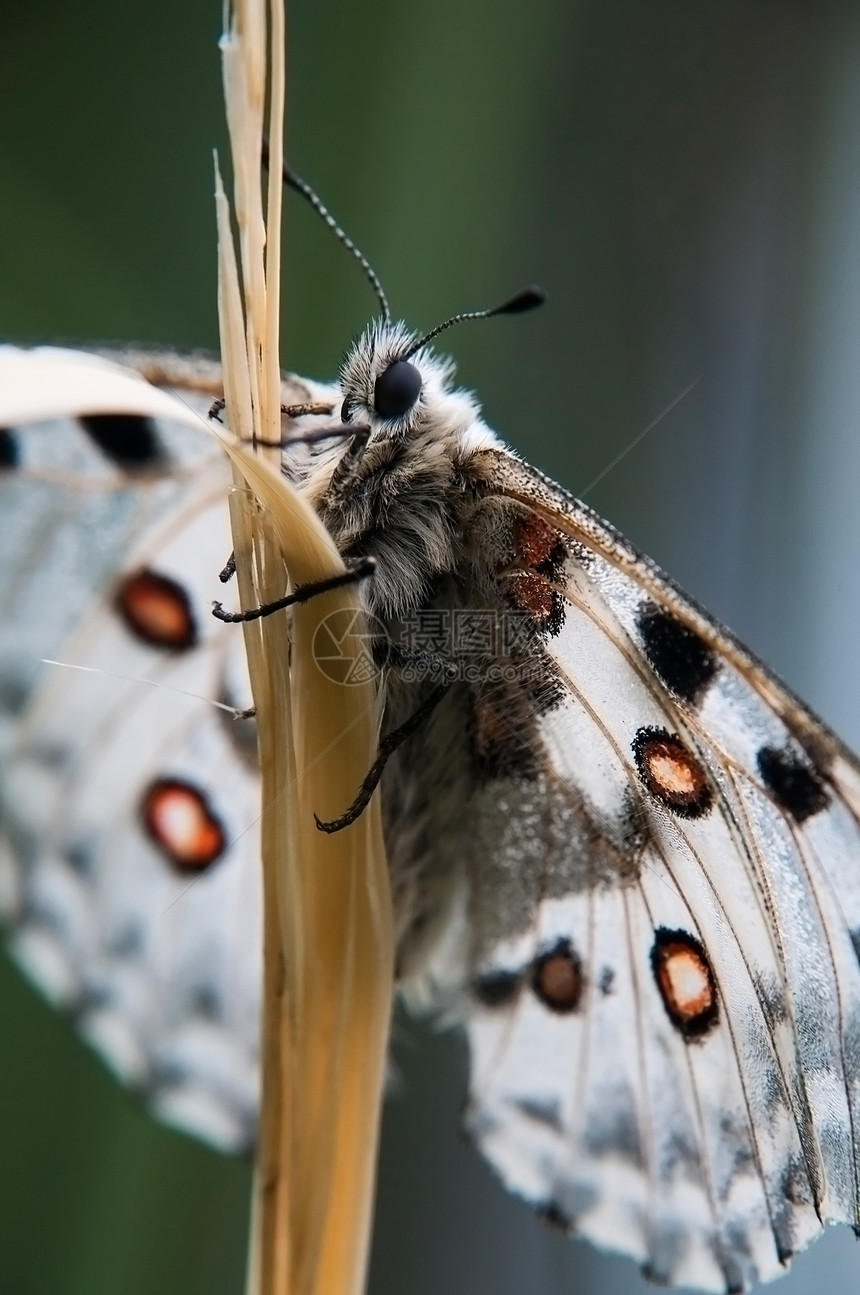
[401,283,547,359]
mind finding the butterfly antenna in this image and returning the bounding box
[263,142,391,322]
[399,285,546,360]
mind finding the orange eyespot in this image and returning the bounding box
[652,928,718,1038]
[140,778,225,873]
[632,727,712,818]
[115,569,197,650]
[532,942,582,1014]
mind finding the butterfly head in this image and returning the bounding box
[283,169,544,438]
[338,285,546,440]
[338,319,465,439]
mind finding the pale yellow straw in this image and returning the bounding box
[215,3,394,1294]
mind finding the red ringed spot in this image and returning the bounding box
[651,927,718,1038]
[632,726,712,818]
[116,569,197,650]
[507,573,565,636]
[514,513,567,576]
[140,778,226,873]
[531,940,582,1013]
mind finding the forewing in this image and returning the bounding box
[459,449,860,1290]
[0,351,267,1150]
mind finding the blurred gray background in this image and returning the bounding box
[3,1,860,1292]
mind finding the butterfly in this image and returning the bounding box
[2,283,860,1295]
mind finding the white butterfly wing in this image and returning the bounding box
[459,450,860,1290]
[0,353,265,1150]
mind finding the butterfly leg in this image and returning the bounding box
[208,396,335,423]
[277,420,360,448]
[314,681,450,833]
[209,412,362,450]
[211,556,376,623]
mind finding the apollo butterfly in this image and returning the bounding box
[3,294,860,1291]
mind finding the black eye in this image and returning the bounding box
[373,360,422,420]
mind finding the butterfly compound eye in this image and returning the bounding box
[374,359,422,419]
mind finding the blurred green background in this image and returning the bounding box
[3,1,860,1292]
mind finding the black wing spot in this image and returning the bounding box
[79,413,162,468]
[0,672,28,716]
[850,930,860,969]
[637,603,717,705]
[0,428,19,468]
[63,842,94,877]
[757,745,829,823]
[514,1096,564,1132]
[536,1202,572,1232]
[472,967,523,1008]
